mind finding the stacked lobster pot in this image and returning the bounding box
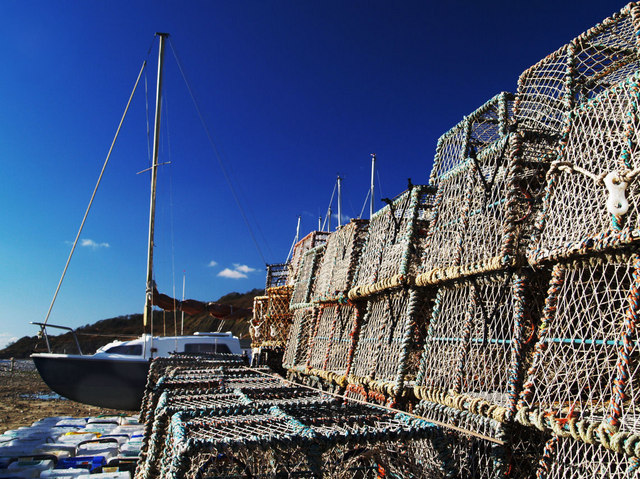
[511,3,640,477]
[342,185,436,407]
[286,230,330,287]
[153,402,449,479]
[250,233,330,368]
[410,91,556,477]
[136,376,334,479]
[284,220,369,392]
[250,276,296,370]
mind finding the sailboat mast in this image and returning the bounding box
[370,153,376,218]
[143,32,169,330]
[337,175,343,228]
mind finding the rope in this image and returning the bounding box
[42,59,147,327]
[246,366,506,446]
[168,39,267,265]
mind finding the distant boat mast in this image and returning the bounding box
[143,32,169,334]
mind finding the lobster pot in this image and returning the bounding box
[529,74,640,264]
[519,253,640,434]
[266,285,292,319]
[290,245,325,309]
[140,357,247,421]
[282,306,317,369]
[414,409,549,479]
[140,367,280,427]
[516,3,640,135]
[249,295,268,347]
[265,262,289,288]
[416,271,546,415]
[349,185,435,298]
[306,302,356,374]
[157,404,441,479]
[287,230,330,286]
[535,435,640,479]
[428,92,514,185]
[311,220,368,302]
[347,288,433,399]
[138,386,334,479]
[252,285,293,348]
[419,130,549,285]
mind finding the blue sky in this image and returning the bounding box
[0,0,621,348]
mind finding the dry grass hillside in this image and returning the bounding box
[0,288,262,359]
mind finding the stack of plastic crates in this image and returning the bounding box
[284,221,370,392]
[154,402,456,479]
[512,4,640,476]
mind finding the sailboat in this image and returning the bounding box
[31,33,249,411]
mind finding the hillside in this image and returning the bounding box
[0,288,263,359]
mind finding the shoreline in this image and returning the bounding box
[0,360,130,431]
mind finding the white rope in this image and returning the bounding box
[547,160,640,216]
[42,60,147,327]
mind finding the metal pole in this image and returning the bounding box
[370,153,376,218]
[337,175,343,228]
[327,206,332,231]
[181,270,185,335]
[143,33,169,338]
[295,215,301,244]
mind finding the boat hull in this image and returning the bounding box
[31,353,150,411]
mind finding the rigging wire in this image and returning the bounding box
[321,181,338,231]
[168,39,267,265]
[42,60,148,327]
[163,95,180,341]
[358,189,370,219]
[144,70,152,165]
[247,366,506,446]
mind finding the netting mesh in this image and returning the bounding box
[250,295,268,345]
[311,220,368,302]
[416,271,546,417]
[519,254,640,434]
[266,262,289,288]
[287,231,330,286]
[350,185,435,296]
[530,74,640,263]
[306,302,355,374]
[536,435,640,479]
[419,117,550,285]
[158,404,444,479]
[348,288,433,397]
[282,306,317,369]
[290,245,325,308]
[249,286,293,348]
[515,3,640,135]
[129,7,640,479]
[429,92,514,184]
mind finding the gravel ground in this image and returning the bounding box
[0,360,131,431]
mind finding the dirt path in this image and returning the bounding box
[0,362,131,431]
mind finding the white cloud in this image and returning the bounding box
[233,264,256,273]
[81,239,110,249]
[331,213,352,224]
[218,268,247,279]
[0,333,18,350]
[217,264,258,279]
[207,260,218,267]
